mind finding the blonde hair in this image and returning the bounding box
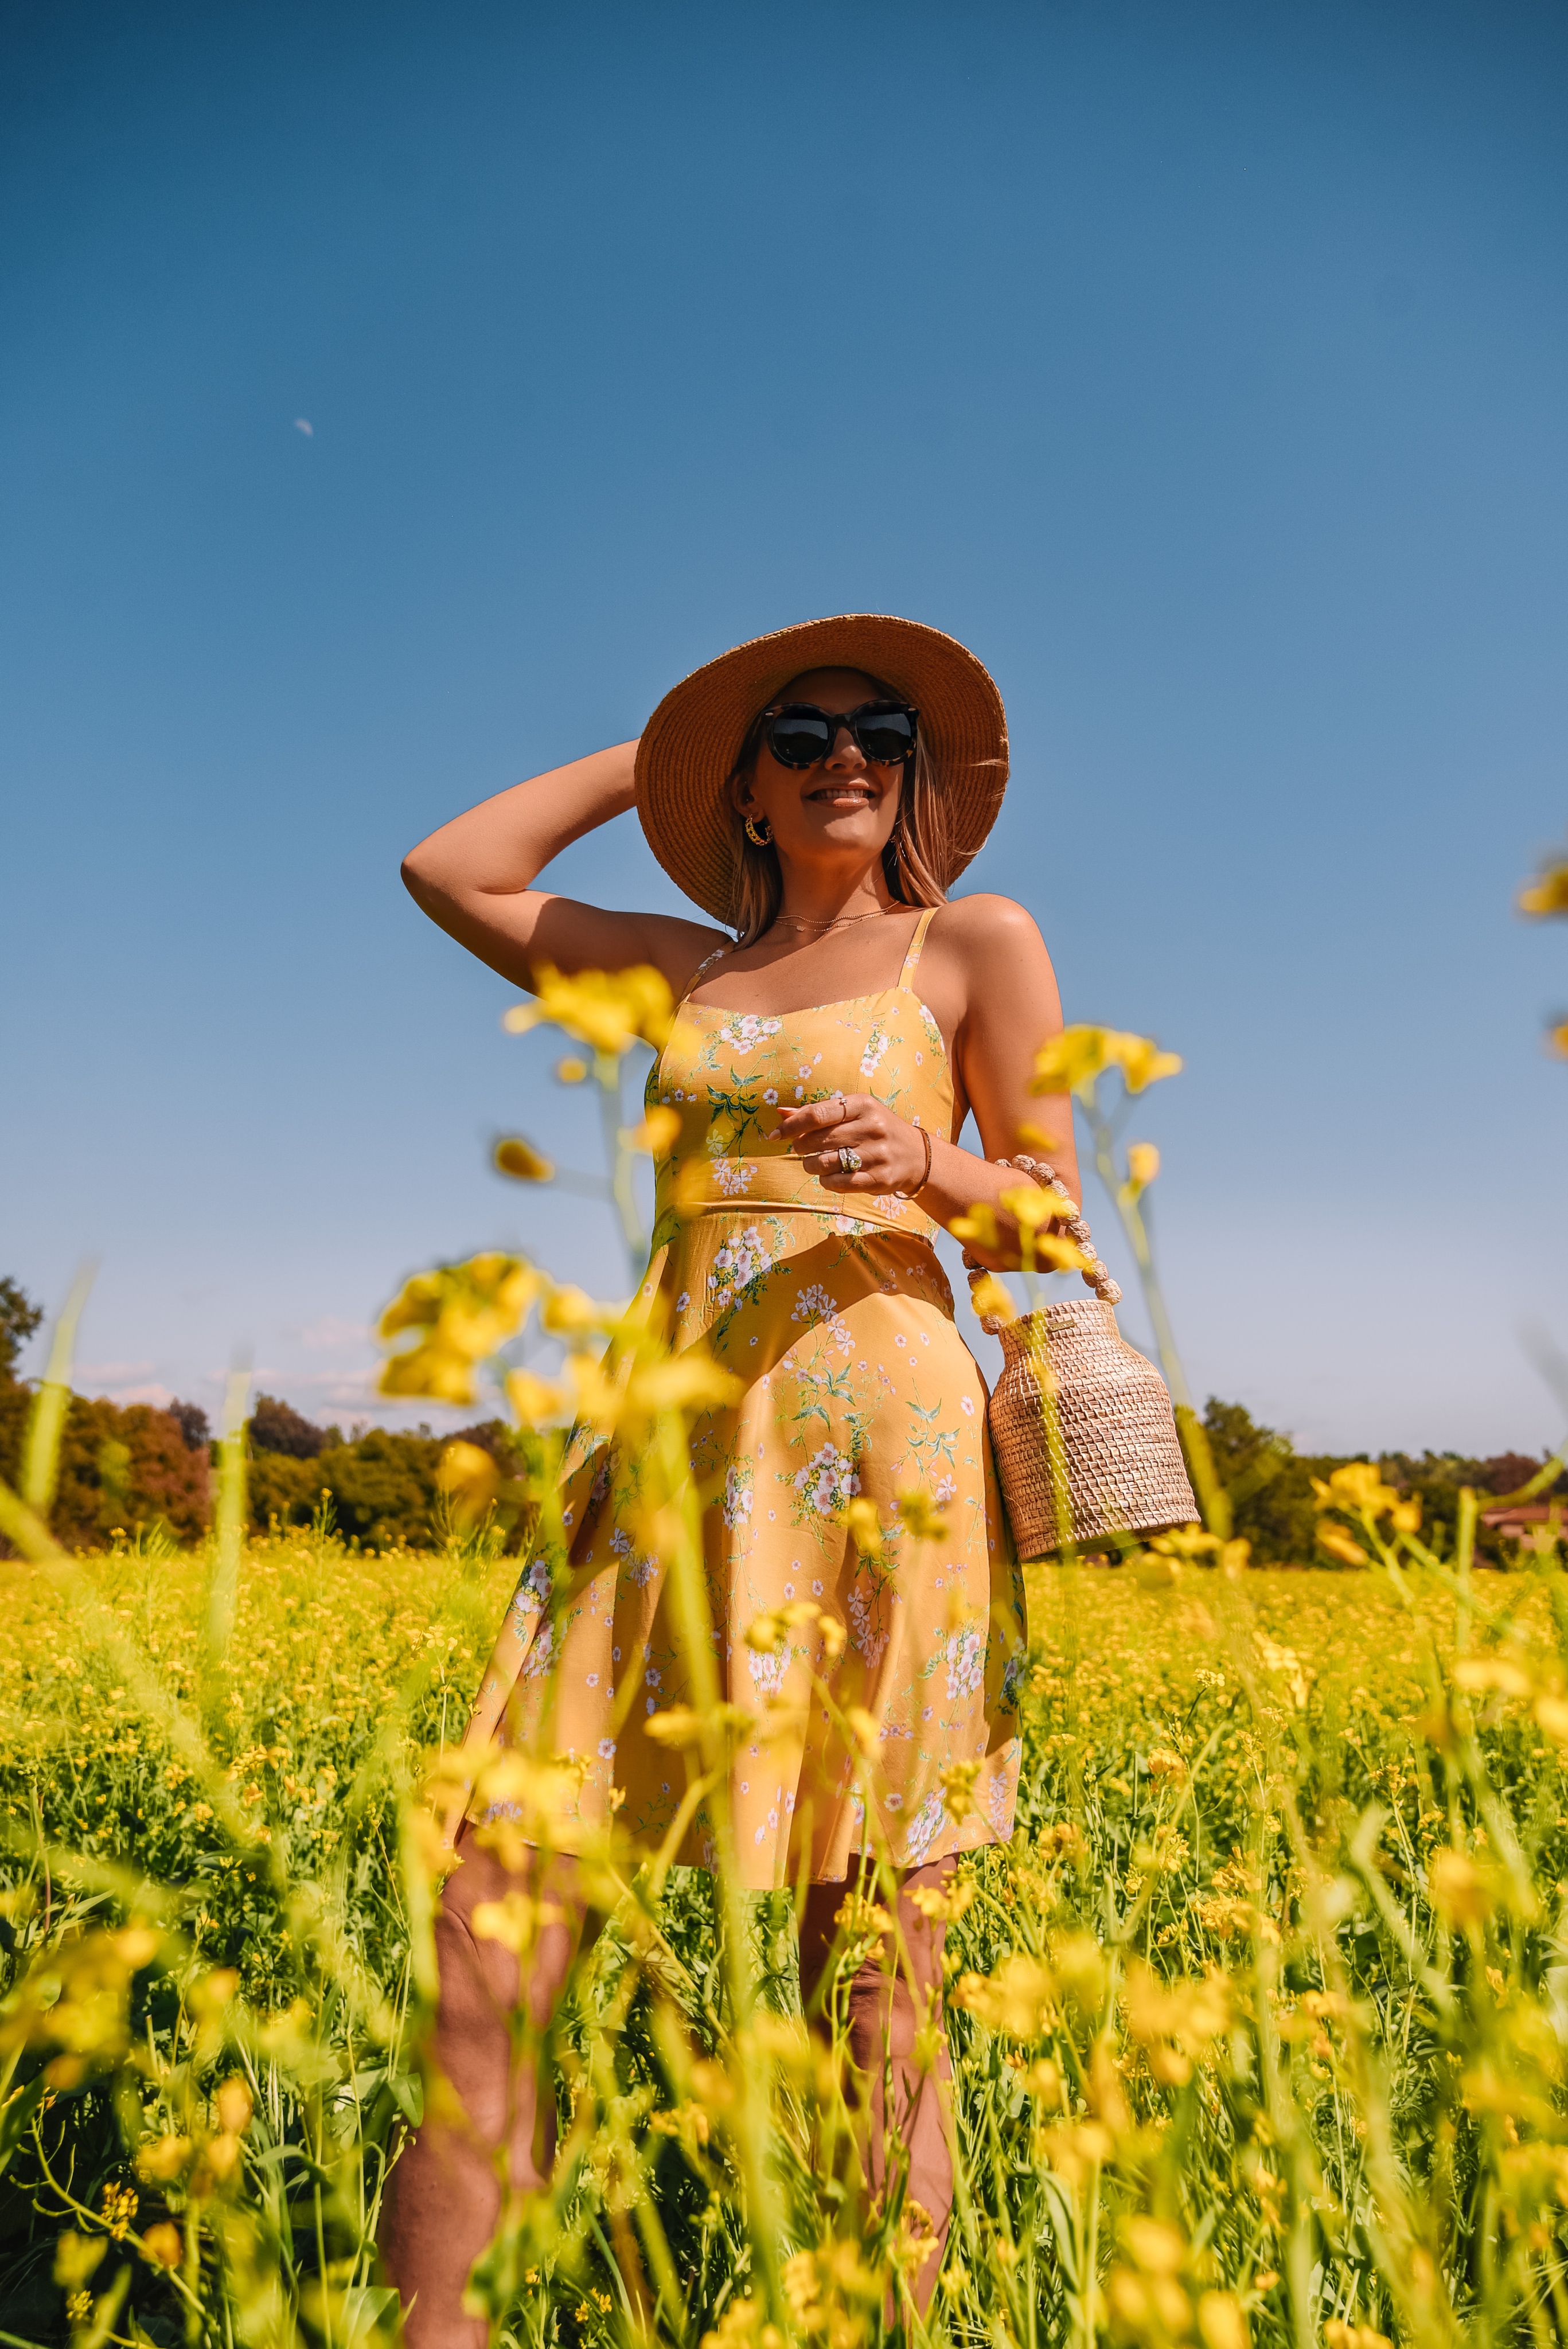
[725,693,953,945]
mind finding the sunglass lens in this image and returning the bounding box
[767,711,834,767]
[855,707,916,763]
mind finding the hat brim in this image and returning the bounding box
[635,614,1009,927]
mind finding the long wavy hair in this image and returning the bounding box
[724,683,952,945]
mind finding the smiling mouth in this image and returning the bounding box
[809,782,878,803]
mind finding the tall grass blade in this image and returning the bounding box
[20,1258,95,1520]
[202,1359,251,1704]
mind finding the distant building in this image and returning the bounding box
[1479,1499,1563,1548]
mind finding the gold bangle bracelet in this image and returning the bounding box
[896,1123,934,1200]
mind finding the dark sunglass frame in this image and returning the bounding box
[762,699,920,770]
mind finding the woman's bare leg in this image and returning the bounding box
[379,1825,585,2349]
[799,1855,957,2313]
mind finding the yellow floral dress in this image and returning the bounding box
[466,908,1025,1888]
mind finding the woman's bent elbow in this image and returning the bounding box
[401,846,440,904]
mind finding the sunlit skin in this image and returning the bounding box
[401,667,1079,1265]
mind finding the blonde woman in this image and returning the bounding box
[381,616,1078,2343]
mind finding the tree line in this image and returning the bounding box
[0,1276,1557,1560]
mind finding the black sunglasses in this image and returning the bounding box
[762,699,919,770]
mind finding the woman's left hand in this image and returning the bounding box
[775,1092,930,1196]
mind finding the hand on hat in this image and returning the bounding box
[775,1092,930,1196]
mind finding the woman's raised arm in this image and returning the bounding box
[400,741,723,994]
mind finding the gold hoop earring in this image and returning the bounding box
[744,814,773,848]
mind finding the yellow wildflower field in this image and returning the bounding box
[4,1528,1567,2348]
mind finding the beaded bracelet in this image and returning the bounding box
[962,1153,1122,1308]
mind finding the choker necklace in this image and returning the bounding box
[771,906,894,936]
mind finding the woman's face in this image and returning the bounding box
[736,667,904,873]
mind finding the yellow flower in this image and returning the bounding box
[136,2134,193,2182]
[625,1353,742,1417]
[969,1274,1015,1324]
[492,1135,555,1181]
[1429,1847,1493,1928]
[998,1183,1058,1231]
[140,2222,184,2271]
[1109,1031,1184,1092]
[938,1757,982,1822]
[1196,2291,1249,2349]
[1125,1141,1160,1190]
[436,1441,500,1525]
[1031,1027,1115,1097]
[379,1255,539,1403]
[1518,859,1568,918]
[556,1055,589,1082]
[379,1344,478,1406]
[503,963,676,1056]
[842,1496,885,1556]
[948,1201,1001,1251]
[643,1704,705,1750]
[54,2234,106,2292]
[1031,1025,1183,1099]
[644,1701,755,1751]
[1311,1461,1402,1517]
[505,1368,568,1425]
[744,1611,787,1655]
[895,1486,950,1541]
[1547,1019,1568,1059]
[953,1953,1058,2038]
[540,1283,614,1335]
[844,1705,881,1759]
[623,1105,681,1156]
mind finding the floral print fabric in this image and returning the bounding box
[466,909,1025,1888]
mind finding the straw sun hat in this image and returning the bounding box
[635,614,1009,927]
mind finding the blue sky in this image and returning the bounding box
[3,0,1566,1454]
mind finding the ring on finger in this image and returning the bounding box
[840,1145,862,1174]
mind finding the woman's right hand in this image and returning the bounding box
[400,739,724,998]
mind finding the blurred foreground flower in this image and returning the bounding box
[436,1439,501,1526]
[504,964,676,1058]
[492,1134,555,1181]
[1032,1024,1183,1099]
[624,1103,681,1155]
[1518,855,1568,918]
[379,1253,539,1404]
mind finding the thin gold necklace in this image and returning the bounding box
[770,906,894,936]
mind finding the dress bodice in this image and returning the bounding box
[648,906,953,1246]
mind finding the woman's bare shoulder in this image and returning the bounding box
[930,893,1052,966]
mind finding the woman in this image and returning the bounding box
[381,615,1079,2344]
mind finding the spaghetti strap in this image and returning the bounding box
[678,940,731,1006]
[898,906,939,992]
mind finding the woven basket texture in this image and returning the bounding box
[634,613,1009,924]
[988,1297,1198,1559]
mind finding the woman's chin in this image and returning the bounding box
[790,821,888,858]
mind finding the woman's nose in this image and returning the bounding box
[824,727,865,770]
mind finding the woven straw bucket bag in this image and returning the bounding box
[988,1298,1199,1559]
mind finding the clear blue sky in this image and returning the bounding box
[3,0,1566,1455]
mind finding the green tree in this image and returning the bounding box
[0,1277,42,1378]
[0,1386,210,1548]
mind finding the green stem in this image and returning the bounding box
[598,1055,648,1286]
[21,1260,95,1520]
[1081,1088,1228,1537]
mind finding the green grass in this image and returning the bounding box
[5,1533,1568,2349]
